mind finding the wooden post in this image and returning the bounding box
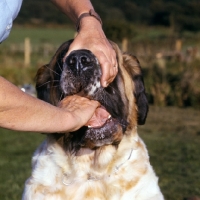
[175,39,182,52]
[122,37,128,52]
[24,37,31,66]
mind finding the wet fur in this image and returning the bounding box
[22,40,164,200]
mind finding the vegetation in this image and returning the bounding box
[16,0,200,34]
[144,59,200,108]
[0,130,44,200]
[0,106,199,200]
[1,27,200,108]
[0,28,74,86]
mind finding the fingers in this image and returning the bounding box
[57,95,100,132]
[59,95,100,110]
[66,39,118,88]
[96,50,118,87]
[64,26,118,87]
[58,95,100,131]
[64,42,79,61]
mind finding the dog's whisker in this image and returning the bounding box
[59,92,64,102]
[44,65,60,76]
[51,85,60,88]
[116,119,129,127]
[107,85,121,96]
[98,90,111,108]
[36,80,60,88]
[57,61,63,72]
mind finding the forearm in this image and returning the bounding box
[51,0,94,23]
[0,77,76,133]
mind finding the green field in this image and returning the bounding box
[0,106,199,200]
[0,26,75,86]
[1,26,75,45]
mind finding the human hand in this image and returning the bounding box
[58,95,100,131]
[65,17,118,87]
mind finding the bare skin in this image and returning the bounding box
[0,77,99,133]
[51,0,118,87]
[58,95,100,132]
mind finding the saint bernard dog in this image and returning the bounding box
[22,40,164,200]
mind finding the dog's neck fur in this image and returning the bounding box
[45,126,143,187]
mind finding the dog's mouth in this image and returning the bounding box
[86,106,111,128]
[65,90,127,148]
[78,104,127,148]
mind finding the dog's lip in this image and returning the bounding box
[85,106,111,128]
[87,115,112,129]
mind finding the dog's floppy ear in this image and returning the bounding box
[122,53,149,125]
[35,40,73,105]
[35,64,52,103]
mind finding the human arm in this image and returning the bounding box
[51,0,118,87]
[0,77,99,133]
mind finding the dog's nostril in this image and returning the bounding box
[81,56,91,64]
[67,55,91,66]
[69,57,76,65]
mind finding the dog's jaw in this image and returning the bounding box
[80,118,124,148]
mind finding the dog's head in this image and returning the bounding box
[36,40,148,150]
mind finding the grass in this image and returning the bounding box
[139,106,200,200]
[0,130,44,200]
[0,26,75,86]
[0,106,200,200]
[0,26,200,199]
[1,25,75,45]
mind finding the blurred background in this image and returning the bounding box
[0,0,199,199]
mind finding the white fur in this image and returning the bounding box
[22,131,164,200]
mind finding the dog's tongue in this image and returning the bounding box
[86,106,110,128]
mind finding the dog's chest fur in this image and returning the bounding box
[23,129,162,200]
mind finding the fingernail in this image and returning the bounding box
[103,81,108,87]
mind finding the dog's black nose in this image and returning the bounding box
[65,50,95,76]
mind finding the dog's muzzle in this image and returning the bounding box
[60,49,126,148]
[60,49,102,97]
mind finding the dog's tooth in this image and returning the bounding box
[88,125,92,128]
[108,115,111,119]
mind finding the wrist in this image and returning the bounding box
[61,111,81,132]
[79,17,102,31]
[76,9,102,32]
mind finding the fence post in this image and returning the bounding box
[24,37,31,66]
[122,37,128,52]
[175,39,182,52]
